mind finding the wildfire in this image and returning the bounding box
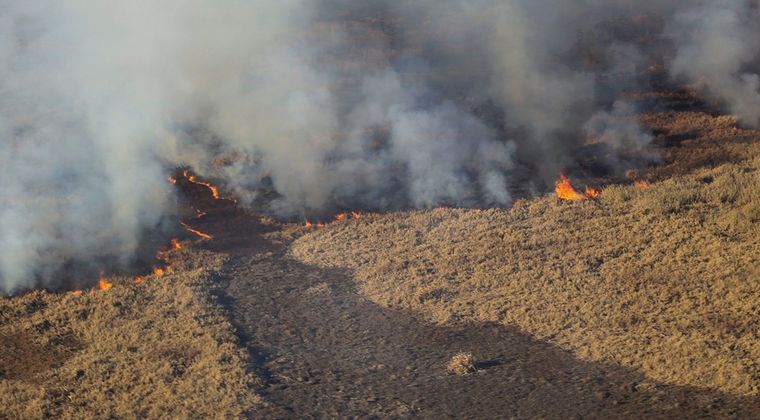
[304,220,325,229]
[180,221,214,240]
[98,277,113,291]
[584,186,601,199]
[171,238,182,250]
[555,173,600,201]
[334,211,362,221]
[167,176,177,185]
[134,276,144,284]
[555,173,586,201]
[153,266,172,277]
[183,170,220,199]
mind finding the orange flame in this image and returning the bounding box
[584,186,601,199]
[171,238,182,250]
[180,221,213,240]
[98,278,113,291]
[167,176,177,185]
[555,173,586,201]
[555,173,600,200]
[134,276,144,284]
[153,267,166,277]
[304,220,325,229]
[335,211,362,221]
[183,170,220,199]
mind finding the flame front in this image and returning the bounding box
[556,173,600,200]
[335,211,362,221]
[584,186,601,199]
[555,173,586,201]
[98,278,113,291]
[183,170,220,199]
[180,221,213,240]
[304,219,325,229]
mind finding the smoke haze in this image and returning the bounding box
[1,0,759,292]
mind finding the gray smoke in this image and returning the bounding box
[1,0,758,292]
[667,0,760,126]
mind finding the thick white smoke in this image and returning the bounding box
[1,1,758,292]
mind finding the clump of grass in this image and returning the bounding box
[447,352,477,375]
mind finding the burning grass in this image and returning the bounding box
[292,145,760,396]
[0,249,259,418]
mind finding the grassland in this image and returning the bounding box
[0,247,259,419]
[292,109,760,397]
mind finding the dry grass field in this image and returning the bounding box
[292,107,760,398]
[2,94,759,417]
[0,247,259,419]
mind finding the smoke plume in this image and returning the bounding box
[1,0,759,292]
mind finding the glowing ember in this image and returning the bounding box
[183,170,220,199]
[180,221,213,239]
[555,173,586,201]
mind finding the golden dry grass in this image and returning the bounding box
[292,121,760,397]
[0,247,259,419]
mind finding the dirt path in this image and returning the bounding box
[208,225,758,418]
